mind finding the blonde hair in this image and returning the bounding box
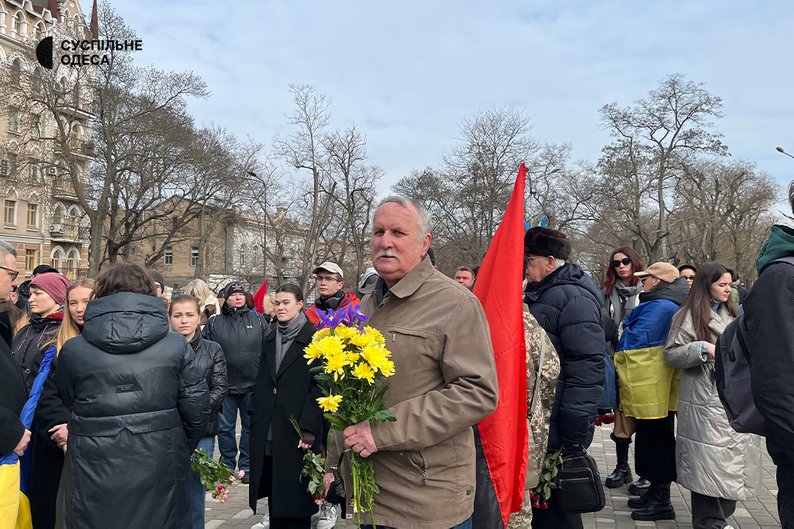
[56,278,95,354]
[184,279,213,302]
[263,292,276,315]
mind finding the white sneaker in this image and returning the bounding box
[316,503,338,529]
[250,513,269,529]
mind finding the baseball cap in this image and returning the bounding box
[312,262,344,279]
[634,262,679,284]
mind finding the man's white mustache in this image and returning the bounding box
[376,250,398,258]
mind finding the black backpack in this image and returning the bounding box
[715,256,794,436]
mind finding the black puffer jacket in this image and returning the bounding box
[525,263,605,451]
[0,314,26,456]
[202,303,268,393]
[189,333,227,437]
[13,313,61,392]
[55,292,209,529]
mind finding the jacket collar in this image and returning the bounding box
[383,256,435,300]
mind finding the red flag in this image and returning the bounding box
[473,163,528,525]
[252,279,268,313]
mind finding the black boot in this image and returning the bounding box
[605,434,633,488]
[628,477,651,496]
[627,486,653,509]
[631,483,675,521]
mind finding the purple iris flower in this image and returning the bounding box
[315,303,369,331]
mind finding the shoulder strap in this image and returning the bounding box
[528,334,547,416]
[773,256,794,267]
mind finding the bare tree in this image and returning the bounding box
[273,84,338,294]
[599,74,728,261]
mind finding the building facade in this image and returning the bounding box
[0,0,91,280]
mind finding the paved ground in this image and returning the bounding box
[206,423,781,528]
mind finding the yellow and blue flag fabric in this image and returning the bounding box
[0,346,55,529]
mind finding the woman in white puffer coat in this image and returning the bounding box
[664,262,763,529]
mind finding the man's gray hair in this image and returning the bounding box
[0,240,16,260]
[376,196,432,238]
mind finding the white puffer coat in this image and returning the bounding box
[664,304,763,500]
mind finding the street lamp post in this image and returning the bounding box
[776,146,794,160]
[247,171,266,283]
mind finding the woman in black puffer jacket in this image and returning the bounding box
[55,263,210,529]
[170,294,228,529]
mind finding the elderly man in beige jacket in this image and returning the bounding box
[324,196,498,529]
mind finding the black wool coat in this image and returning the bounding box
[55,292,210,529]
[249,319,322,517]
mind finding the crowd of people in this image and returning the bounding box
[1,181,793,529]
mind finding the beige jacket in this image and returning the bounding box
[328,257,498,529]
[664,305,763,500]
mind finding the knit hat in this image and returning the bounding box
[30,273,72,306]
[224,281,245,298]
[635,262,680,284]
[524,227,572,260]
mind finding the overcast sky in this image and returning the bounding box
[81,0,794,201]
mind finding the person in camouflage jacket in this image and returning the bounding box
[508,305,561,528]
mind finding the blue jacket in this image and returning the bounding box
[525,263,604,450]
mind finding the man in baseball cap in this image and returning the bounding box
[306,262,359,327]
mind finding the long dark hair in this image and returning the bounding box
[94,263,157,298]
[672,261,737,341]
[603,246,645,296]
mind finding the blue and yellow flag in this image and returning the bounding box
[0,346,56,529]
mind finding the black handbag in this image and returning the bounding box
[555,450,606,513]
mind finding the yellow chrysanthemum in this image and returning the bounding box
[350,331,376,349]
[316,336,345,358]
[379,359,395,377]
[363,326,386,346]
[361,344,390,372]
[333,325,359,341]
[317,394,343,412]
[303,341,324,363]
[351,362,376,384]
[312,327,331,342]
[346,351,361,363]
[324,350,350,381]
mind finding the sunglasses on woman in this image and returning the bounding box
[612,257,632,268]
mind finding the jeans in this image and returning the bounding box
[189,437,215,529]
[361,518,472,529]
[218,391,251,472]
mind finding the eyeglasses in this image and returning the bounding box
[682,275,695,281]
[316,275,339,283]
[0,265,19,281]
[612,257,632,268]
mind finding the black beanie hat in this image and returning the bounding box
[224,281,245,298]
[524,227,572,261]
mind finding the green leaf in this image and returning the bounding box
[372,409,397,423]
[543,487,552,501]
[324,414,349,431]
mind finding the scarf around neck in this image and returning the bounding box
[275,312,307,371]
[608,279,643,328]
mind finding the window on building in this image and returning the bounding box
[31,67,42,96]
[25,249,36,272]
[0,160,8,177]
[163,246,173,266]
[8,106,20,133]
[29,163,40,184]
[34,22,44,41]
[12,12,24,37]
[4,200,16,225]
[239,246,246,268]
[190,246,199,267]
[10,59,21,87]
[26,203,37,227]
[31,114,41,139]
[65,250,77,280]
[52,204,64,224]
[8,154,17,177]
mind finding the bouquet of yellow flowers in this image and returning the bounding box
[304,304,396,528]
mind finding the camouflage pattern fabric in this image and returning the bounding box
[508,306,561,528]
